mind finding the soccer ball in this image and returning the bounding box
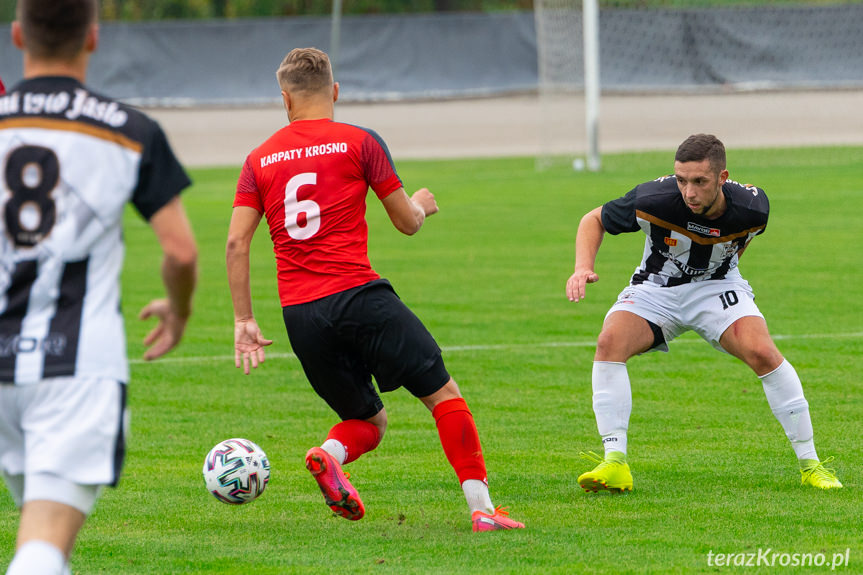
[203,438,270,504]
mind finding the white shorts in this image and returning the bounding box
[0,377,128,504]
[606,278,764,353]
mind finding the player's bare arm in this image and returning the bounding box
[566,206,605,302]
[226,206,273,374]
[140,196,198,360]
[381,187,439,235]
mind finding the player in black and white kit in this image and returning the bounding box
[565,134,841,493]
[0,1,198,573]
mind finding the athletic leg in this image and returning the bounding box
[7,503,80,575]
[720,316,813,457]
[7,472,100,575]
[718,315,784,376]
[4,378,121,573]
[285,294,391,518]
[592,310,656,457]
[320,411,385,465]
[420,380,524,531]
[719,316,841,488]
[16,499,85,554]
[578,311,656,493]
[421,380,490,512]
[305,411,385,522]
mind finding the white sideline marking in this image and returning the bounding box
[129,331,863,366]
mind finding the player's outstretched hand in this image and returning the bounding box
[412,188,439,217]
[234,318,274,375]
[566,269,599,302]
[139,298,190,360]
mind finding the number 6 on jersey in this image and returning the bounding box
[284,172,320,240]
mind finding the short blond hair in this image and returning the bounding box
[276,47,333,93]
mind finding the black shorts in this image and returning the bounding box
[282,279,450,421]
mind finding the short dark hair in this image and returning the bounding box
[276,47,333,93]
[675,134,726,172]
[17,0,97,60]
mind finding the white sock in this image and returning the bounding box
[7,540,67,575]
[592,361,632,457]
[760,360,818,461]
[462,479,494,515]
[320,439,347,465]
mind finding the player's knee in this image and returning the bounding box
[743,343,783,375]
[367,411,388,439]
[595,329,629,362]
[419,378,462,412]
[375,419,387,439]
[594,329,613,358]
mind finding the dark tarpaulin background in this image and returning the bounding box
[1,6,861,105]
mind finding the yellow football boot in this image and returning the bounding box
[800,457,842,489]
[578,450,633,493]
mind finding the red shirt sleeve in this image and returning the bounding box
[362,133,403,199]
[233,156,264,213]
[0,76,5,96]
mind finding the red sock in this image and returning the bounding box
[326,420,382,464]
[432,398,488,484]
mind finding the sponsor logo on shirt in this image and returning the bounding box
[664,237,678,246]
[686,222,721,237]
[658,248,709,276]
[0,334,68,357]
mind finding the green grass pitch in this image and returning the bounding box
[1,146,861,573]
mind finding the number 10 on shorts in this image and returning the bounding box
[718,290,739,310]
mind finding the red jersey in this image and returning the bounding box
[234,118,403,306]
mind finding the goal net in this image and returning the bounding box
[534,0,863,172]
[534,0,598,171]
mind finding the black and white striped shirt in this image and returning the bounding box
[602,175,768,287]
[0,77,190,384]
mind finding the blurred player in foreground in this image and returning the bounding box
[0,1,198,573]
[226,47,524,532]
[566,133,841,493]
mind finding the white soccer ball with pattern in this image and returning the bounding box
[203,438,270,504]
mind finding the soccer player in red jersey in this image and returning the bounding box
[226,47,524,532]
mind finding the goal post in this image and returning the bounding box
[583,0,601,171]
[330,0,343,75]
[534,0,601,171]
